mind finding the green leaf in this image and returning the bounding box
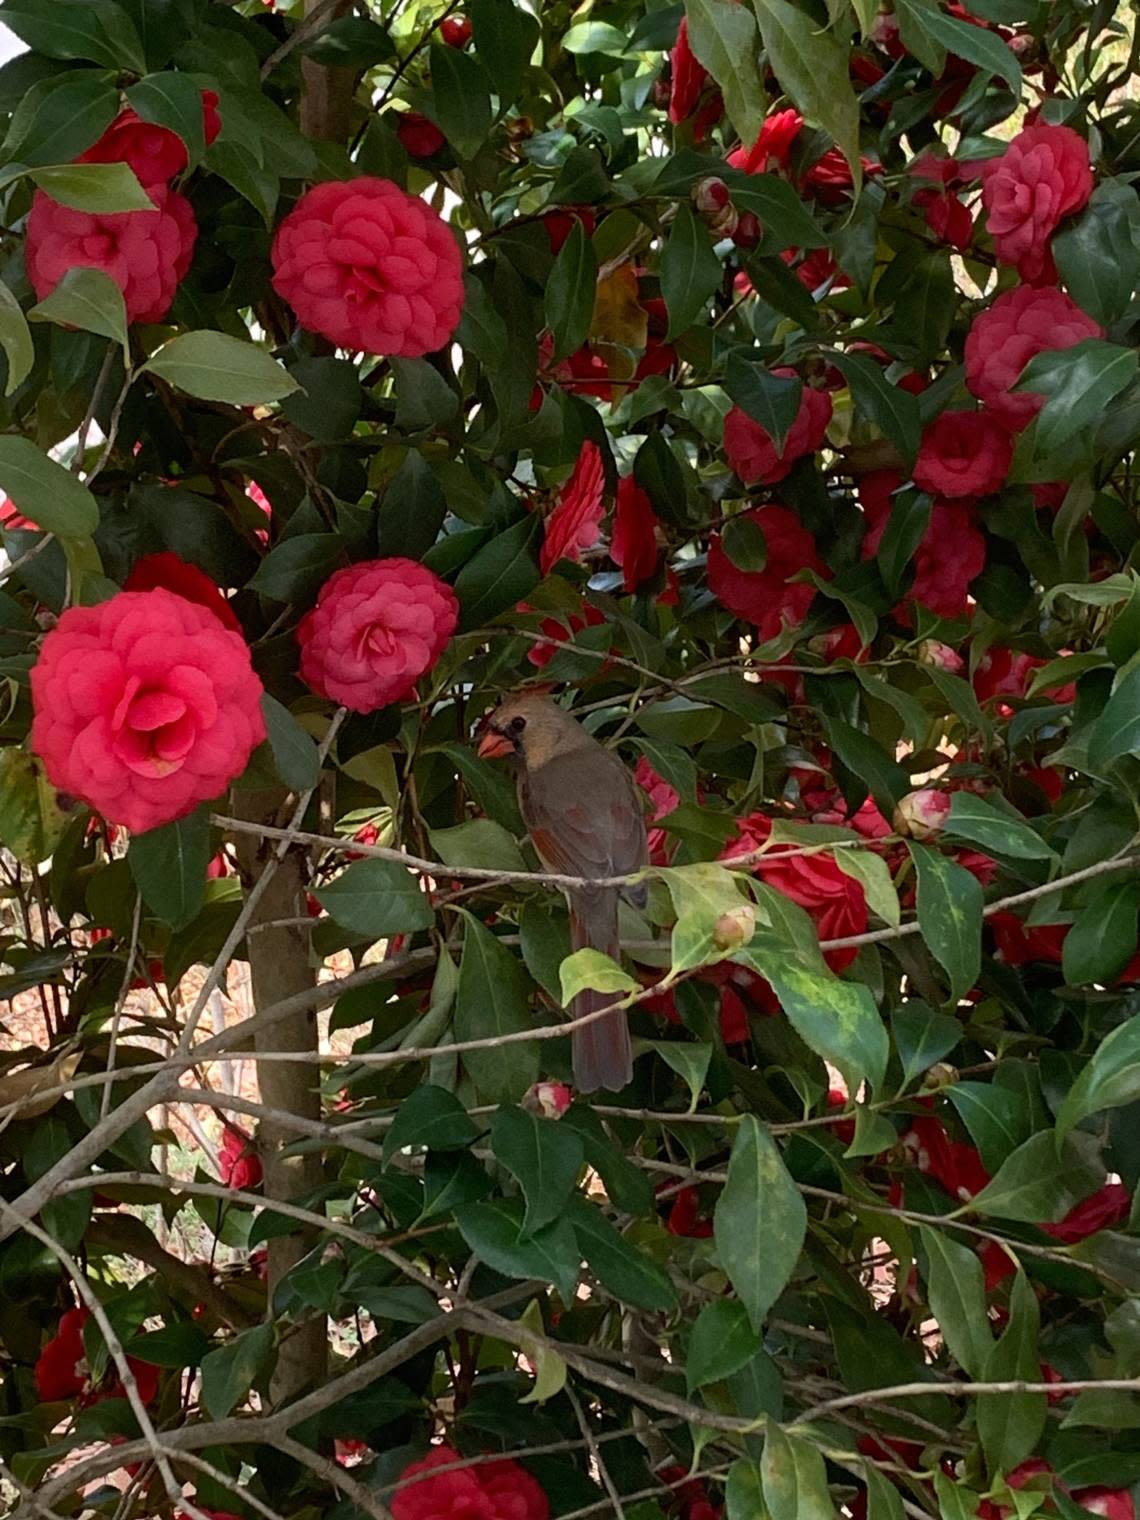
[126,70,205,168]
[752,0,861,191]
[971,1130,1103,1223]
[382,1085,479,1164]
[977,1271,1046,1479]
[4,70,120,169]
[722,514,769,572]
[314,859,434,939]
[144,331,300,405]
[760,950,890,1098]
[1056,1014,1140,1142]
[129,1323,210,1368]
[0,436,98,536]
[468,0,540,105]
[1089,664,1140,768]
[943,792,1056,861]
[454,913,539,1101]
[1053,184,1140,328]
[562,20,629,53]
[455,1197,579,1304]
[0,283,33,397]
[644,1040,713,1110]
[490,1104,584,1236]
[687,1299,762,1392]
[829,350,921,466]
[390,358,459,430]
[864,1468,905,1520]
[947,1082,1031,1173]
[29,267,129,364]
[834,849,900,928]
[200,1322,275,1419]
[1018,340,1138,457]
[684,0,767,150]
[892,1002,962,1089]
[300,15,396,67]
[664,861,756,973]
[429,818,527,875]
[260,695,321,793]
[724,356,801,453]
[546,218,597,361]
[377,448,448,561]
[661,203,722,341]
[558,1106,654,1217]
[0,750,66,865]
[761,1424,835,1520]
[247,534,345,603]
[128,808,209,929]
[895,0,1021,93]
[559,948,637,1006]
[454,514,541,631]
[726,1460,767,1520]
[920,1226,992,1376]
[910,842,982,1003]
[1063,882,1140,986]
[823,716,910,813]
[0,0,146,73]
[567,1196,677,1311]
[722,169,829,250]
[429,42,493,159]
[31,161,153,213]
[713,1116,806,1333]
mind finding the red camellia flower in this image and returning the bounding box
[610,476,660,591]
[26,184,197,324]
[708,505,828,641]
[635,754,680,866]
[668,18,707,124]
[964,284,1103,431]
[542,206,597,254]
[540,441,605,574]
[916,188,974,249]
[666,1185,714,1238]
[913,410,1013,499]
[860,471,985,619]
[271,177,465,358]
[1,495,37,532]
[396,111,446,158]
[78,90,222,186]
[902,1115,990,1202]
[722,373,832,484]
[727,108,804,174]
[31,589,266,835]
[521,602,607,670]
[297,558,459,714]
[392,1444,549,1520]
[124,552,241,634]
[1041,1182,1131,1243]
[973,647,1076,711]
[219,1122,262,1191]
[981,122,1093,282]
[722,812,868,971]
[36,1307,160,1406]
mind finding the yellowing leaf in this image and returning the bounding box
[590,265,648,350]
[0,1051,81,1120]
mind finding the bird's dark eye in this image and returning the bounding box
[509,715,527,734]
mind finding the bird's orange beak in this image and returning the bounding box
[477,729,514,760]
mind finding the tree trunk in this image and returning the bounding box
[300,0,354,145]
[235,789,327,1404]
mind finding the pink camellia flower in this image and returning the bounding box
[964,284,1103,431]
[31,589,266,835]
[708,505,828,641]
[522,1081,573,1119]
[219,1122,262,1191]
[859,470,985,619]
[297,558,459,714]
[124,552,241,634]
[26,184,197,324]
[396,111,446,158]
[892,788,951,839]
[610,476,660,591]
[271,177,465,358]
[722,372,832,484]
[392,1445,548,1520]
[913,410,1013,499]
[540,441,605,575]
[78,90,222,186]
[981,122,1094,282]
[668,17,707,125]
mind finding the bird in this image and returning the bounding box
[477,693,649,1093]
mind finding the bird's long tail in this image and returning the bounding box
[568,888,633,1094]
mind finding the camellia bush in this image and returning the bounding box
[2,0,1140,1516]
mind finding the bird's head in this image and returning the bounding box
[476,693,590,768]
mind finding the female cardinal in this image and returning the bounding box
[477,694,648,1092]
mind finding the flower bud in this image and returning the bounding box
[922,1061,958,1090]
[693,176,731,213]
[439,14,472,46]
[732,211,763,249]
[892,788,951,840]
[917,639,965,675]
[713,902,756,951]
[523,1081,572,1119]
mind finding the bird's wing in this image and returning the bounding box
[520,749,648,882]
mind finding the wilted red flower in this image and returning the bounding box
[26,184,197,324]
[219,1122,262,1191]
[981,122,1093,282]
[79,90,222,185]
[610,476,660,591]
[722,812,868,971]
[913,410,1013,499]
[396,111,446,157]
[860,471,985,618]
[708,505,828,641]
[271,177,465,358]
[124,552,241,633]
[902,1115,990,1202]
[1041,1182,1131,1243]
[392,1444,549,1520]
[540,441,606,574]
[727,109,803,174]
[668,18,707,125]
[964,284,1103,431]
[298,558,459,714]
[722,373,832,484]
